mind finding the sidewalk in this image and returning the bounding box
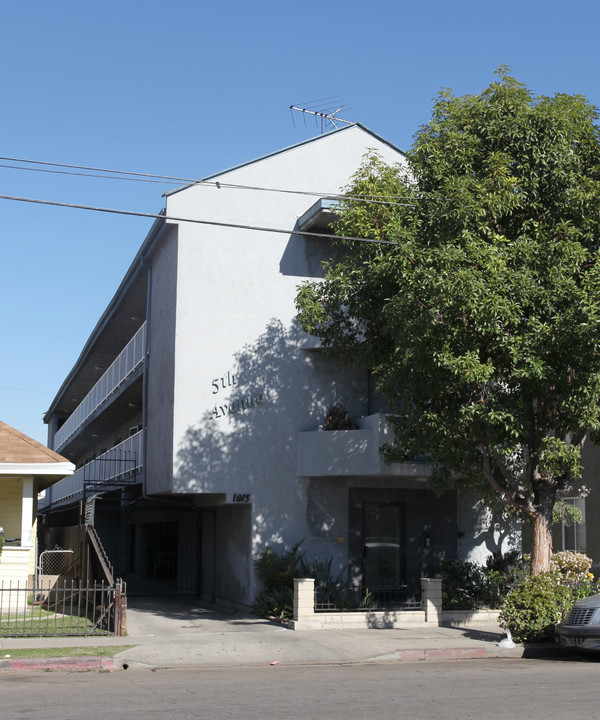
[0,597,565,672]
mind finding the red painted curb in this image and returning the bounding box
[0,656,117,672]
[391,647,488,661]
[424,648,487,660]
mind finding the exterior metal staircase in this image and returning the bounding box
[83,494,115,586]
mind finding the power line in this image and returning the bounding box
[0,155,192,183]
[0,193,401,246]
[0,162,177,185]
[0,385,53,394]
[0,154,442,206]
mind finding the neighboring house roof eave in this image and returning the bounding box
[0,462,75,477]
[0,421,72,464]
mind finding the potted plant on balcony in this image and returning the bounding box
[323,404,358,431]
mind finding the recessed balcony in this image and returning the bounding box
[297,413,432,478]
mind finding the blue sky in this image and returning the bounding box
[2,0,599,444]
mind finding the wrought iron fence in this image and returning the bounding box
[0,580,126,637]
[315,583,421,612]
[562,580,600,599]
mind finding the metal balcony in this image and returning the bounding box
[39,431,143,510]
[53,324,146,452]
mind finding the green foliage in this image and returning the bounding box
[437,560,486,610]
[552,501,583,527]
[499,551,595,641]
[323,404,358,430]
[498,573,575,642]
[251,543,347,619]
[549,550,592,584]
[251,586,295,621]
[296,69,600,574]
[437,552,525,609]
[0,535,4,558]
[251,542,305,619]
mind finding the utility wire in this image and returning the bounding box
[0,163,174,185]
[0,154,442,205]
[0,193,401,246]
[0,385,53,394]
[0,155,190,183]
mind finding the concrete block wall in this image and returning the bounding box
[289,577,500,630]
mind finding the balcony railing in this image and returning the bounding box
[53,323,146,452]
[39,431,143,510]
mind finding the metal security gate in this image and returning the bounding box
[109,520,199,597]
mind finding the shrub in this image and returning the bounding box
[499,573,575,642]
[437,553,524,610]
[437,560,486,610]
[549,550,592,584]
[251,542,346,619]
[251,542,305,619]
[252,586,295,620]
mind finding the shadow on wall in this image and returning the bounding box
[470,501,521,559]
[173,318,366,554]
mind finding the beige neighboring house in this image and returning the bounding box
[0,421,74,586]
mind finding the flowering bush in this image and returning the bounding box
[549,551,592,584]
[499,572,574,642]
[499,551,597,642]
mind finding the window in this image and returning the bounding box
[555,497,586,553]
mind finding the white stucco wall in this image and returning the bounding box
[138,125,517,602]
[146,226,178,495]
[159,126,407,597]
[167,126,405,481]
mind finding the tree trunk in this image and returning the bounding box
[529,506,553,576]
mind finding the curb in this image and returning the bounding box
[371,647,489,662]
[0,656,121,672]
[0,643,567,672]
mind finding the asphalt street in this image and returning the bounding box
[2,657,599,720]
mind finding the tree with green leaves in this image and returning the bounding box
[296,70,600,575]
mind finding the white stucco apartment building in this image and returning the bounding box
[41,125,519,608]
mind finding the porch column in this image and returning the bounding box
[20,476,34,547]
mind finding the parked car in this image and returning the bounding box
[555,594,600,652]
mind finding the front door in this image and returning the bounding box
[362,503,404,595]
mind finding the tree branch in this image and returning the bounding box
[480,443,535,517]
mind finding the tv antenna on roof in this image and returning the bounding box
[290,97,353,133]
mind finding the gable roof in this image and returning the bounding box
[44,124,404,422]
[164,123,406,198]
[0,422,74,478]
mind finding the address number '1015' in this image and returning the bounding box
[232,493,250,503]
